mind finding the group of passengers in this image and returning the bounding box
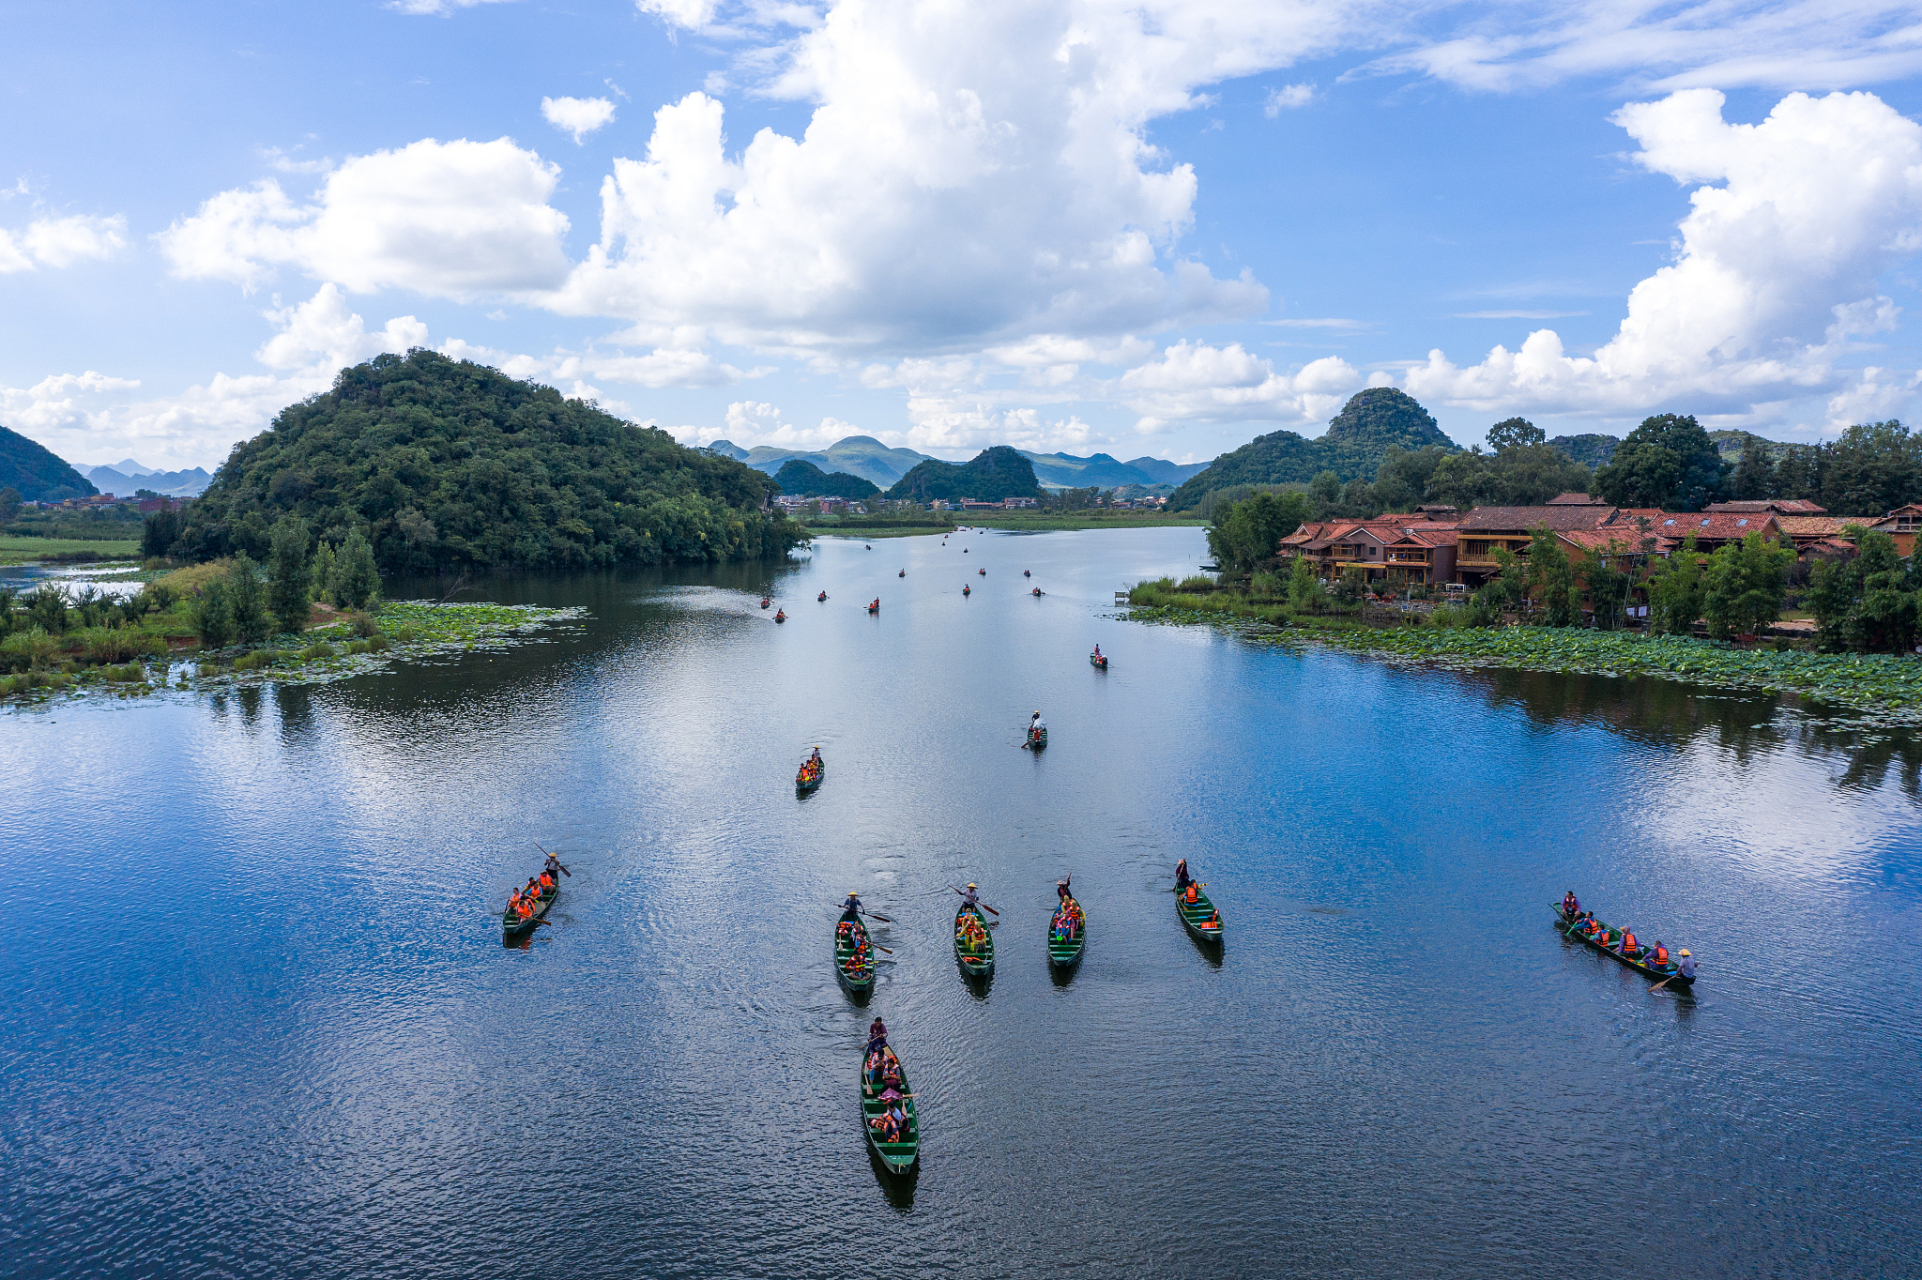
[1051,878,1083,943]
[836,916,873,974]
[955,907,990,954]
[505,869,557,921]
[864,1018,911,1144]
[798,746,824,784]
[1561,891,1691,976]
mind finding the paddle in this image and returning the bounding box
[533,841,571,877]
[949,886,998,915]
[1649,974,1675,993]
[834,904,893,923]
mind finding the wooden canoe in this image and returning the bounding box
[860,1041,919,1174]
[1048,897,1085,968]
[1176,886,1222,945]
[1025,727,1048,750]
[796,759,824,791]
[502,879,558,938]
[953,902,994,976]
[835,909,876,994]
[1553,906,1694,987]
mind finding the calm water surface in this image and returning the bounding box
[3,527,1919,1279]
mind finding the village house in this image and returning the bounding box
[1868,503,1922,556]
[1278,511,1459,585]
[1453,505,1622,584]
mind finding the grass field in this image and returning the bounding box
[0,537,143,566]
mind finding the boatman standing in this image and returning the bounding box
[955,883,980,908]
[1174,859,1192,892]
[1028,711,1046,742]
[544,850,565,880]
[842,890,864,915]
[1056,874,1072,904]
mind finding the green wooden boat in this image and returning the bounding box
[1048,896,1085,968]
[1176,886,1222,945]
[1025,726,1048,750]
[953,902,994,976]
[860,1041,919,1174]
[502,879,558,939]
[796,757,824,792]
[835,908,876,994]
[1553,905,1694,987]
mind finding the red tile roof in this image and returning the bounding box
[1458,505,1622,532]
[1547,492,1606,505]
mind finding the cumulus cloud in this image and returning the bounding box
[0,214,127,272]
[1119,340,1362,432]
[635,0,718,29]
[159,139,571,297]
[542,96,618,144]
[1404,89,1922,424]
[1265,84,1316,114]
[679,400,850,450]
[255,284,429,370]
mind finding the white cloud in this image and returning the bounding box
[160,138,571,297]
[635,0,719,29]
[542,96,618,144]
[681,400,850,450]
[388,0,515,13]
[1265,83,1315,115]
[0,214,127,272]
[255,284,429,371]
[1119,340,1362,432]
[1404,89,1922,424]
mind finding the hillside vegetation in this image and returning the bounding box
[1169,389,1458,510]
[885,446,1043,502]
[0,424,97,502]
[161,351,804,571]
[774,459,880,499]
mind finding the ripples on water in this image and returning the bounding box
[3,528,1918,1279]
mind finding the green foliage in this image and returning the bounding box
[0,423,96,502]
[309,538,336,605]
[1524,526,1580,627]
[1594,413,1728,511]
[229,553,271,646]
[1702,532,1794,639]
[774,459,881,499]
[330,527,380,609]
[174,350,803,573]
[26,585,68,635]
[1169,388,1456,510]
[1336,564,1367,602]
[885,446,1042,502]
[1546,434,1619,469]
[1288,555,1320,611]
[1475,547,1529,617]
[1646,534,1706,636]
[1731,437,1776,501]
[268,514,312,635]
[141,508,184,559]
[1486,418,1545,452]
[1206,490,1310,577]
[1809,529,1921,653]
[0,487,20,523]
[1424,443,1592,510]
[1580,546,1633,631]
[1819,420,1922,514]
[192,578,235,649]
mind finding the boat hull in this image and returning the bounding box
[835,909,876,994]
[954,903,994,976]
[1176,887,1222,945]
[860,1046,919,1174]
[1554,908,1693,987]
[1048,898,1085,968]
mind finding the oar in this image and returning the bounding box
[533,841,571,876]
[949,886,999,915]
[1649,974,1675,993]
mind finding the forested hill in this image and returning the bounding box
[167,351,804,571]
[885,446,1043,502]
[1168,389,1457,510]
[0,423,97,502]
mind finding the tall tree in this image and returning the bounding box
[1486,417,1545,452]
[229,553,271,646]
[1702,532,1794,639]
[268,514,312,635]
[1730,437,1777,501]
[1773,445,1824,501]
[1207,491,1310,577]
[1525,526,1580,626]
[1579,544,1633,631]
[1820,420,1921,515]
[1645,534,1706,635]
[1594,413,1727,511]
[330,527,381,610]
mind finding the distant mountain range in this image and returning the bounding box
[81,459,213,498]
[705,434,1206,492]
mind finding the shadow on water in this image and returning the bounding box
[960,968,994,1000]
[1049,957,1081,988]
[868,1149,918,1210]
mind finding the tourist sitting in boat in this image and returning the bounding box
[525,876,543,900]
[1583,914,1603,938]
[1184,882,1200,905]
[818,591,827,601]
[837,920,853,941]
[1651,941,1669,967]
[539,871,555,893]
[1174,859,1192,892]
[1561,891,1580,919]
[872,1107,905,1143]
[881,1055,904,1092]
[1619,928,1639,957]
[513,893,533,920]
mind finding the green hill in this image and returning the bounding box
[169,351,804,571]
[885,446,1043,503]
[0,424,97,502]
[773,459,880,499]
[1546,433,1621,469]
[1169,388,1457,510]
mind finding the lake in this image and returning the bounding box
[3,526,1918,1279]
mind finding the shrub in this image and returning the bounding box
[1176,575,1216,592]
[80,629,166,665]
[351,612,381,639]
[390,626,417,644]
[301,642,337,660]
[197,662,219,677]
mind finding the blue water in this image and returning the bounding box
[3,527,1918,1278]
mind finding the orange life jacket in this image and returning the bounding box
[1654,944,1668,965]
[1185,884,1198,904]
[539,873,554,891]
[1622,931,1637,953]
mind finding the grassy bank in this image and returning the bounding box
[0,536,143,565]
[1123,579,1922,726]
[958,512,1206,532]
[1,593,581,704]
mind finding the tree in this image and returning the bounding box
[1287,554,1320,612]
[1730,437,1777,501]
[0,486,20,523]
[229,553,271,646]
[1476,547,1529,619]
[1579,545,1633,631]
[1821,420,1922,515]
[192,578,235,649]
[1645,535,1706,635]
[1774,445,1824,501]
[1486,417,1545,452]
[1833,530,1919,652]
[1206,491,1310,577]
[1594,413,1727,510]
[1309,470,1341,506]
[1702,532,1794,639]
[1524,526,1580,627]
[141,508,183,560]
[268,514,313,635]
[330,527,381,610]
[309,539,337,606]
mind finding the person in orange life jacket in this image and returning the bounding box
[1619,928,1638,956]
[1185,883,1200,905]
[1561,890,1580,920]
[1651,941,1669,967]
[539,871,554,892]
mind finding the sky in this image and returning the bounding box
[8,1,1922,473]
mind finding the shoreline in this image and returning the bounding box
[1124,602,1922,729]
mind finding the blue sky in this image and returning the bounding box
[7,0,1922,471]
